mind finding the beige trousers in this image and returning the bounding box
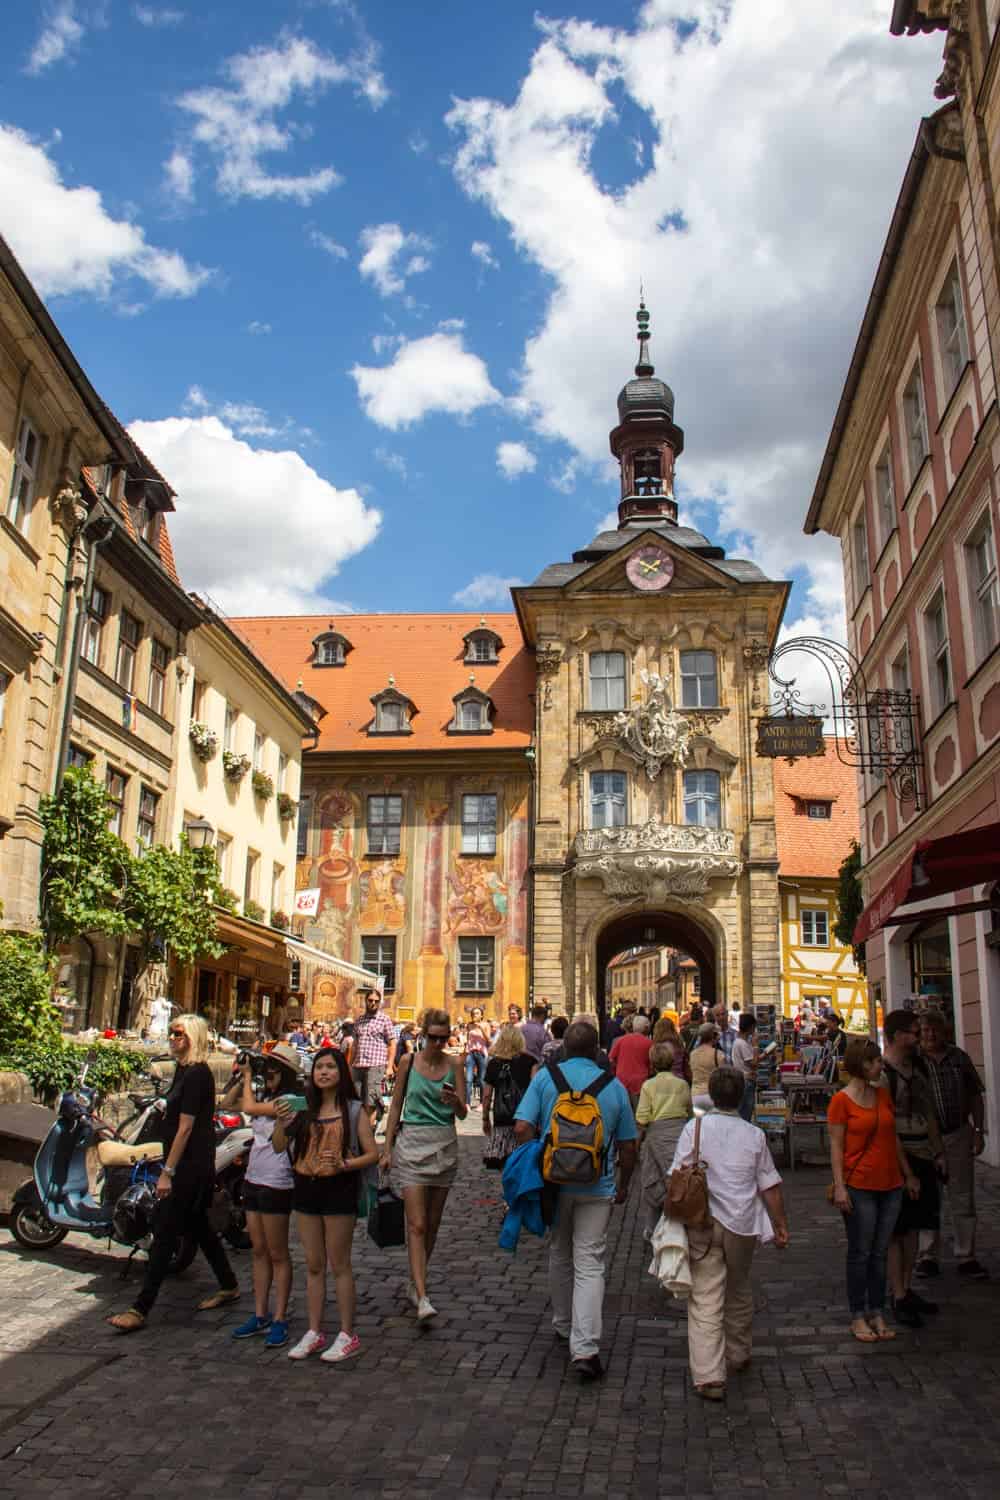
[686,1220,757,1387]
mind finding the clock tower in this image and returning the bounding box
[610,301,685,528]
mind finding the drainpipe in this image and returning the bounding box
[525,744,536,1007]
[53,505,115,790]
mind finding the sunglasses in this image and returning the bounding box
[168,1029,186,1039]
[425,1031,449,1042]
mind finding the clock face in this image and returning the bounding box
[626,544,675,591]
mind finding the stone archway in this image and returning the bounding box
[594,907,719,1027]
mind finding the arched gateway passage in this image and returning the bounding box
[595,910,717,1028]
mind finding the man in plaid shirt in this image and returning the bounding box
[352,988,397,1124]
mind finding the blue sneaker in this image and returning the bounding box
[265,1319,289,1349]
[232,1314,272,1340]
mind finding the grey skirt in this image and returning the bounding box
[391,1124,459,1190]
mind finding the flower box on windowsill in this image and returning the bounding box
[244,899,266,923]
[223,751,251,782]
[270,909,290,930]
[277,792,298,821]
[252,771,274,802]
[189,722,219,761]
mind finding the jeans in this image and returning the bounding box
[739,1079,755,1121]
[134,1171,236,1317]
[548,1195,613,1360]
[465,1051,487,1098]
[843,1185,903,1316]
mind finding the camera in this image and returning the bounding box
[236,1049,267,1073]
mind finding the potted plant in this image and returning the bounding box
[252,770,274,802]
[271,909,290,930]
[189,722,218,762]
[277,792,298,821]
[244,899,266,923]
[223,750,251,782]
[215,886,239,912]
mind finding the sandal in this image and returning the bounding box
[695,1383,726,1401]
[197,1287,240,1311]
[868,1318,896,1342]
[850,1318,878,1343]
[107,1308,146,1334]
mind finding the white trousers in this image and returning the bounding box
[548,1195,613,1360]
[918,1124,977,1262]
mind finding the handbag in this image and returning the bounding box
[367,1180,406,1248]
[826,1093,880,1209]
[664,1115,711,1230]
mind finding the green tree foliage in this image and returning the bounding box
[0,932,60,1053]
[834,838,866,973]
[121,841,225,967]
[39,767,129,948]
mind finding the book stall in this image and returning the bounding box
[752,1013,839,1167]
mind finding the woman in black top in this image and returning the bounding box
[108,1015,238,1332]
[482,1024,536,1169]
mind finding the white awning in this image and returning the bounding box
[283,936,379,988]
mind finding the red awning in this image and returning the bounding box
[853,820,1000,946]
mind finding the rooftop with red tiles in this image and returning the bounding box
[773,739,861,879]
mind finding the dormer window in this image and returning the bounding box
[311,629,352,668]
[369,679,414,736]
[463,621,503,665]
[449,682,495,735]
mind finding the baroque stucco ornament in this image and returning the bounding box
[585,668,692,778]
[573,821,740,902]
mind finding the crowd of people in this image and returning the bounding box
[103,991,989,1400]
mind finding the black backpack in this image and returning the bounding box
[492,1062,522,1126]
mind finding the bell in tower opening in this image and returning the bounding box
[610,300,684,528]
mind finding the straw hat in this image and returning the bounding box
[264,1042,302,1077]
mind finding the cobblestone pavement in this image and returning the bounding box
[3,1117,1000,1499]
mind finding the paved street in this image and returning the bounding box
[3,1122,1000,1499]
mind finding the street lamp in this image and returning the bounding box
[184,816,215,851]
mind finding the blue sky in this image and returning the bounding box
[3,1,942,661]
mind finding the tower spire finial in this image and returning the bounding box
[635,295,654,379]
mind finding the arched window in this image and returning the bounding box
[683,769,720,828]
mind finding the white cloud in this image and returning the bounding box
[134,4,185,24]
[309,228,348,259]
[445,3,941,625]
[471,240,498,271]
[163,148,194,203]
[247,320,272,335]
[128,413,380,614]
[0,124,211,301]
[549,458,580,494]
[497,440,536,479]
[351,331,502,430]
[453,573,525,607]
[174,33,385,203]
[371,332,403,356]
[359,223,433,297]
[26,1,84,74]
[409,131,429,155]
[375,446,409,479]
[182,386,284,438]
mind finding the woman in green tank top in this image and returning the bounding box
[381,1008,468,1323]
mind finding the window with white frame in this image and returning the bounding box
[296,797,311,860]
[81,585,109,667]
[680,650,718,708]
[367,794,402,855]
[923,589,952,717]
[106,768,127,837]
[457,936,494,992]
[468,635,496,663]
[0,669,9,731]
[191,678,206,721]
[319,637,343,665]
[7,417,41,532]
[224,702,237,751]
[115,611,141,693]
[457,698,486,731]
[874,445,895,548]
[271,862,284,915]
[136,785,158,851]
[253,729,264,769]
[215,832,232,884]
[461,794,497,854]
[891,646,915,753]
[683,769,721,828]
[806,802,832,819]
[244,849,259,907]
[589,651,626,710]
[902,364,929,483]
[361,935,396,993]
[376,700,404,732]
[277,751,288,792]
[66,744,92,769]
[148,640,169,715]
[590,771,627,828]
[936,261,969,396]
[965,513,999,664]
[801,908,829,947]
[852,514,870,596]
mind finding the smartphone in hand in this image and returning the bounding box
[280,1093,308,1113]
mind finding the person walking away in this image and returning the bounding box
[482,1024,536,1169]
[636,1042,692,1237]
[689,1024,725,1111]
[273,1048,378,1361]
[514,1021,637,1382]
[828,1038,916,1343]
[916,1009,988,1279]
[107,1015,238,1333]
[882,1011,946,1327]
[732,1014,758,1121]
[351,988,397,1126]
[679,1003,704,1053]
[609,1014,653,1110]
[541,1016,569,1065]
[520,1004,550,1063]
[225,1043,302,1348]
[670,1066,789,1400]
[380,1009,467,1322]
[465,1006,492,1108]
[652,1015,692,1084]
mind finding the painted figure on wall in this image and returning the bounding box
[303,788,358,953]
[446,859,506,933]
[359,856,407,931]
[311,971,354,1022]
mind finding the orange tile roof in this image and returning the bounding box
[773,739,861,879]
[81,466,180,583]
[232,613,535,754]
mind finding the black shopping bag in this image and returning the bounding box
[367,1184,406,1248]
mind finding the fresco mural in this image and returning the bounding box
[311,970,355,1021]
[359,855,407,931]
[445,859,507,933]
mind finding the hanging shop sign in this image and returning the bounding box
[755,713,825,759]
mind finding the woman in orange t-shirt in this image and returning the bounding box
[828,1037,919,1344]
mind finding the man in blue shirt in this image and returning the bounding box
[515,1020,637,1382]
